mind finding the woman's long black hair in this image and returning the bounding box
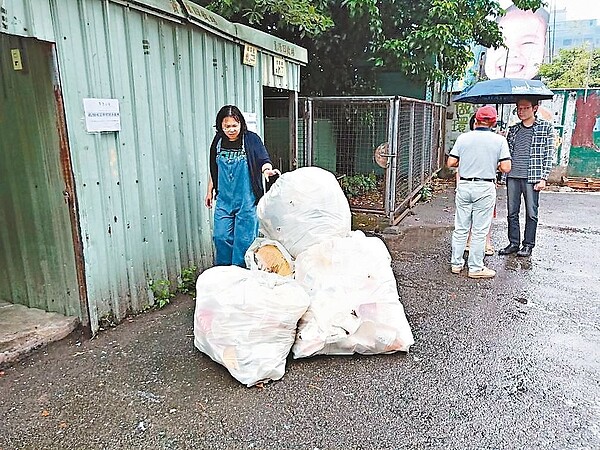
[215,105,248,135]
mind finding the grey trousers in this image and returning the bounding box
[451,181,496,272]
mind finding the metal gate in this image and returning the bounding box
[301,96,446,224]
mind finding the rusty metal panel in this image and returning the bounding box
[0,34,81,318]
[559,92,578,169]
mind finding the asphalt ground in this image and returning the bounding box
[0,183,599,450]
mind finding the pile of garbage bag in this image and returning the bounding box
[194,167,414,387]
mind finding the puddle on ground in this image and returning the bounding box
[503,257,532,271]
[383,226,452,252]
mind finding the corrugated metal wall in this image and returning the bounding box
[1,0,55,40]
[2,0,305,332]
[0,34,81,318]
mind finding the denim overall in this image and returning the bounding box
[213,138,258,266]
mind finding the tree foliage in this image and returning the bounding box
[200,0,334,36]
[194,0,544,94]
[539,46,600,89]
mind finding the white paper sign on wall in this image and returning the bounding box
[243,112,258,133]
[83,98,121,132]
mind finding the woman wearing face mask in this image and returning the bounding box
[205,105,277,267]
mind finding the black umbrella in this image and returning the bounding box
[452,78,554,104]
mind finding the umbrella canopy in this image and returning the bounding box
[452,78,554,104]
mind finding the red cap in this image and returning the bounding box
[475,105,498,122]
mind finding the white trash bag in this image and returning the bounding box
[292,231,414,358]
[257,167,351,258]
[244,238,294,277]
[194,266,310,387]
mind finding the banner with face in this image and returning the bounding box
[485,5,549,80]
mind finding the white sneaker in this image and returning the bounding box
[468,267,496,279]
[451,265,463,274]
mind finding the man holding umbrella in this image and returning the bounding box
[452,78,555,259]
[498,97,554,257]
[447,105,512,279]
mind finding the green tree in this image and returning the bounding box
[539,46,600,88]
[201,0,334,36]
[194,0,544,94]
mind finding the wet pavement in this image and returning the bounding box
[0,183,599,449]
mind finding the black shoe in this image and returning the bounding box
[498,244,520,255]
[516,245,533,257]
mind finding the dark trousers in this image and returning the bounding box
[506,178,540,247]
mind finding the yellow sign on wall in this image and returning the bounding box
[11,49,23,71]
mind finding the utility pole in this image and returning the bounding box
[584,43,594,103]
[550,0,557,62]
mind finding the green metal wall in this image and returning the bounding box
[264,117,291,170]
[311,120,337,173]
[0,34,81,318]
[551,89,600,178]
[2,0,306,332]
[264,118,338,172]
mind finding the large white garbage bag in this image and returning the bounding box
[257,167,351,257]
[292,231,414,358]
[194,266,310,387]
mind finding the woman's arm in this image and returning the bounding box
[205,176,214,208]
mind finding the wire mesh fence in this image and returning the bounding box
[301,98,393,211]
[300,96,446,224]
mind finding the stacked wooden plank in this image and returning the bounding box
[563,177,600,190]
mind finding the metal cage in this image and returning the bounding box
[301,96,446,224]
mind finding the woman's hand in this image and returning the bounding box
[205,190,214,208]
[261,164,280,180]
[205,177,214,208]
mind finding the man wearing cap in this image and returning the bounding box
[498,97,554,257]
[447,105,512,279]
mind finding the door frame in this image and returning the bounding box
[50,44,90,331]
